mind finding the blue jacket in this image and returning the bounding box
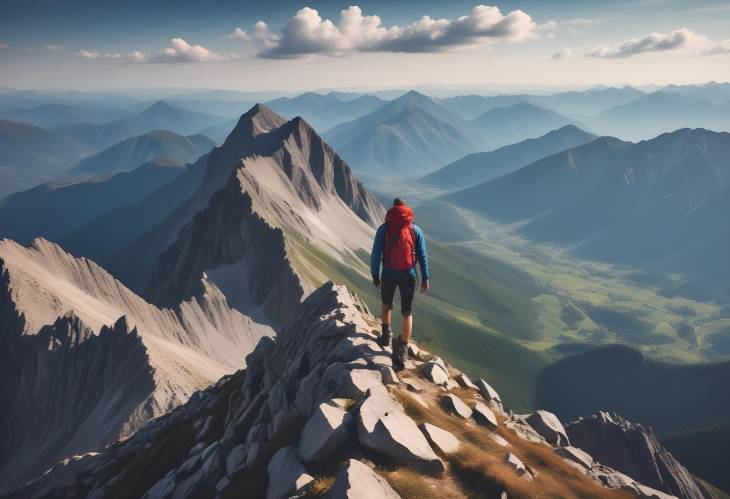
[371,223,429,281]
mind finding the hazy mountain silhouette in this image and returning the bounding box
[421,125,596,190]
[0,119,91,198]
[266,91,385,132]
[472,103,584,149]
[325,90,483,174]
[72,130,214,176]
[0,158,185,243]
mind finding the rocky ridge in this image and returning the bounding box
[0,238,268,489]
[12,282,696,499]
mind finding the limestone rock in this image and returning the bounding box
[455,373,478,390]
[336,369,383,400]
[419,423,460,455]
[556,446,594,471]
[378,366,400,385]
[358,389,444,473]
[472,402,498,430]
[299,402,352,464]
[504,453,532,480]
[441,394,473,419]
[475,379,502,406]
[266,446,314,499]
[422,362,448,385]
[327,459,401,499]
[525,410,570,447]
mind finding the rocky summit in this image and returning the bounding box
[12,282,696,499]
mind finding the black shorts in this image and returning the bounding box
[381,272,417,316]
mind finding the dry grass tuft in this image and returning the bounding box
[393,386,632,499]
[305,475,335,497]
[382,467,457,498]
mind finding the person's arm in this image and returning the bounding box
[370,225,386,286]
[414,225,429,289]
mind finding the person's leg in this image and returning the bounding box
[401,314,413,343]
[379,276,396,348]
[393,272,416,370]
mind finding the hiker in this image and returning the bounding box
[371,197,429,371]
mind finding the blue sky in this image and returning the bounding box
[1,0,729,90]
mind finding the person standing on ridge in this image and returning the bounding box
[371,198,429,371]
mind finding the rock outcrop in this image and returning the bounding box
[566,412,704,499]
[13,282,699,499]
[0,238,268,489]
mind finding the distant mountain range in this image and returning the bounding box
[446,128,730,296]
[421,125,596,190]
[266,91,385,132]
[0,103,130,129]
[471,103,583,149]
[72,130,214,176]
[0,158,185,244]
[325,90,485,175]
[587,92,730,141]
[0,119,91,199]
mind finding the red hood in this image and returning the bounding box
[385,205,414,227]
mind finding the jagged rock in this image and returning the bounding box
[441,394,473,419]
[327,459,401,499]
[404,378,428,393]
[358,388,444,473]
[525,410,570,447]
[567,412,703,499]
[504,453,532,480]
[327,398,353,411]
[299,402,352,464]
[226,444,247,476]
[336,369,383,400]
[556,446,594,471]
[378,366,400,385]
[443,379,458,391]
[422,362,449,385]
[472,402,498,430]
[266,446,314,499]
[475,379,502,406]
[455,373,478,390]
[490,434,510,447]
[143,470,176,499]
[504,417,546,444]
[431,357,447,372]
[419,423,460,455]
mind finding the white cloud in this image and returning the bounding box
[705,39,730,55]
[586,28,709,58]
[0,43,9,49]
[43,44,63,50]
[551,47,572,59]
[224,27,251,42]
[74,50,125,60]
[253,4,536,59]
[149,38,239,63]
[73,39,237,64]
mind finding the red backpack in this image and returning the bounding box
[383,205,417,270]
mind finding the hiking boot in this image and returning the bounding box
[392,337,409,372]
[377,324,393,349]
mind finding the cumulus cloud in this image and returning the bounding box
[252,4,536,59]
[586,28,709,58]
[551,47,572,59]
[149,38,239,62]
[74,39,237,64]
[224,27,251,42]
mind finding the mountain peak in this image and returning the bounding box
[222,103,288,147]
[142,100,178,113]
[396,89,432,105]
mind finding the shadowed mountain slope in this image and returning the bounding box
[421,125,596,190]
